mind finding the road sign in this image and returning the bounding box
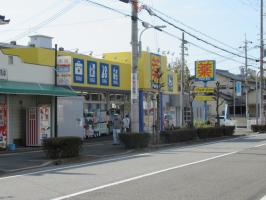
[194,87,214,93]
[195,95,215,101]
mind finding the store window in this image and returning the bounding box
[8,56,13,65]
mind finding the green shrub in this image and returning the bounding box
[161,128,198,143]
[194,120,212,128]
[198,127,224,138]
[43,137,83,159]
[119,133,150,149]
[251,125,266,133]
[223,126,235,136]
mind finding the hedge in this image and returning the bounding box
[119,133,150,149]
[223,126,235,136]
[251,125,266,133]
[43,136,83,159]
[162,126,235,143]
[161,128,198,143]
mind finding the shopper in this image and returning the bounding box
[122,115,130,133]
[112,114,122,145]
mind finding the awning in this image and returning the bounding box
[0,81,77,96]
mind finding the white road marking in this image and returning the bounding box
[254,143,266,148]
[260,195,266,200]
[51,151,238,200]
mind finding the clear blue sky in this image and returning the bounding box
[0,0,261,74]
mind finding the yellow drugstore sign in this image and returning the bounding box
[151,54,161,89]
[194,87,214,93]
[195,60,216,81]
[195,95,215,101]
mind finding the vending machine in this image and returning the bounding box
[26,105,51,146]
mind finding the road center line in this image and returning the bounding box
[51,151,238,200]
[254,143,266,148]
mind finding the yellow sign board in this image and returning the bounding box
[195,95,215,101]
[195,60,216,81]
[194,87,214,93]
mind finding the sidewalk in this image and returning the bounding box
[0,137,131,175]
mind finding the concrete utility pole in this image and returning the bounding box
[131,0,140,133]
[240,35,252,120]
[260,0,264,124]
[180,32,185,127]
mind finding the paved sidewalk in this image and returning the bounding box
[0,137,129,175]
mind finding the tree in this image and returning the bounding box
[214,81,224,127]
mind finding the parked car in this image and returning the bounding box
[216,116,235,126]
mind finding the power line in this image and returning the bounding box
[142,5,259,63]
[5,1,80,42]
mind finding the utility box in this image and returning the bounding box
[57,96,84,139]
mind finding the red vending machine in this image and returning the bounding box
[26,105,51,146]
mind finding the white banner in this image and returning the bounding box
[57,56,71,86]
[131,73,138,99]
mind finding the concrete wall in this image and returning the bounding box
[0,51,54,84]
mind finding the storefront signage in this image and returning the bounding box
[195,60,216,81]
[87,61,97,84]
[194,87,214,93]
[73,58,84,83]
[236,81,241,96]
[0,68,7,80]
[168,74,173,91]
[100,63,109,86]
[195,95,215,101]
[57,56,71,85]
[131,73,138,99]
[151,54,161,89]
[111,65,120,87]
[0,96,7,149]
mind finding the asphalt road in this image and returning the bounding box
[1,134,266,200]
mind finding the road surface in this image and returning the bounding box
[1,134,266,200]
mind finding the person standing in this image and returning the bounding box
[122,115,130,133]
[112,114,122,145]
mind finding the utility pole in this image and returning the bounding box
[240,35,252,120]
[131,0,140,133]
[260,0,264,124]
[244,35,250,119]
[180,32,185,127]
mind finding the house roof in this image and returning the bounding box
[216,69,244,81]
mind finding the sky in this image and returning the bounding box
[0,0,262,74]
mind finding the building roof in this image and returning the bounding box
[216,69,244,81]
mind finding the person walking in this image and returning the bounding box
[122,115,130,133]
[112,114,122,145]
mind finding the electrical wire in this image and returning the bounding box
[144,6,259,63]
[6,1,80,42]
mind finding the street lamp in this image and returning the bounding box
[138,22,166,56]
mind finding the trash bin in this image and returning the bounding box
[7,143,16,151]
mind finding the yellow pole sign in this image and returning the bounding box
[194,87,214,93]
[195,95,215,101]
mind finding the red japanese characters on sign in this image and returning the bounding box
[195,60,216,81]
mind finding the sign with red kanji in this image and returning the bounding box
[195,60,216,81]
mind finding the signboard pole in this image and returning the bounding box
[204,81,208,121]
[54,44,58,138]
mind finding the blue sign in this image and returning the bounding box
[100,63,109,86]
[73,58,84,83]
[168,74,173,91]
[87,61,97,84]
[236,81,241,96]
[111,65,120,87]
